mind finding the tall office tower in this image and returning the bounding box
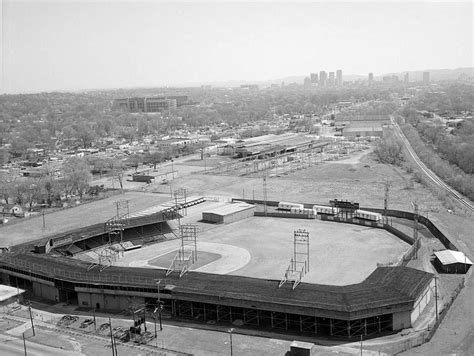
[310,73,318,84]
[423,71,430,84]
[319,71,327,86]
[336,70,342,86]
[304,77,312,88]
[368,72,374,84]
[404,72,409,83]
[328,72,335,86]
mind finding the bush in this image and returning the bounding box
[374,132,404,165]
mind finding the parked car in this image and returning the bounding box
[80,318,94,328]
[57,315,79,327]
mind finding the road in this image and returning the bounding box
[391,116,474,211]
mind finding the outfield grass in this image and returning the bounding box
[196,216,409,285]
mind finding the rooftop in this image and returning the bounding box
[0,253,434,315]
[203,202,255,216]
[434,250,473,265]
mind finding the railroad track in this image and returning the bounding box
[391,117,474,211]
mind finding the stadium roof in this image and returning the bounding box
[434,250,472,266]
[0,253,433,316]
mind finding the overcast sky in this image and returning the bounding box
[1,0,472,93]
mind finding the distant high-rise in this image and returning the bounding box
[319,71,327,86]
[328,72,335,86]
[310,73,318,84]
[404,72,409,83]
[368,72,374,84]
[423,71,430,84]
[336,70,342,86]
[304,77,311,88]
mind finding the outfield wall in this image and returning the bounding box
[233,198,458,252]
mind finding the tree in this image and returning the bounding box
[89,157,110,177]
[13,179,41,211]
[109,159,126,193]
[74,123,96,148]
[144,151,163,169]
[10,138,31,158]
[126,154,143,173]
[374,131,404,165]
[61,157,92,198]
[0,172,16,204]
[0,148,10,165]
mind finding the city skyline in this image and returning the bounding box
[1,1,472,94]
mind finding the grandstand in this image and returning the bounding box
[17,197,205,258]
[0,252,433,339]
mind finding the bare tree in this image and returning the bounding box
[61,157,92,198]
[109,159,126,193]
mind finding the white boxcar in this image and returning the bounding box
[278,202,304,211]
[354,210,382,221]
[312,205,339,215]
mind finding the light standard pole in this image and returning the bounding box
[28,302,35,336]
[153,307,157,339]
[228,328,234,356]
[156,280,162,331]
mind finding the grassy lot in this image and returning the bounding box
[0,192,171,247]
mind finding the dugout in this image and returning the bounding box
[433,250,472,274]
[202,203,255,224]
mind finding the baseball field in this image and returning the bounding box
[112,200,409,286]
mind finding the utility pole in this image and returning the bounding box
[228,328,234,356]
[434,275,439,321]
[384,180,390,225]
[93,309,97,331]
[412,201,419,259]
[28,302,35,336]
[23,332,27,356]
[108,316,115,356]
[360,334,363,355]
[263,173,268,217]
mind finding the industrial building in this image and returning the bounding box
[342,125,384,138]
[433,250,472,274]
[113,96,189,112]
[202,202,255,224]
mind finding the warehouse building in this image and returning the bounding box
[202,203,255,224]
